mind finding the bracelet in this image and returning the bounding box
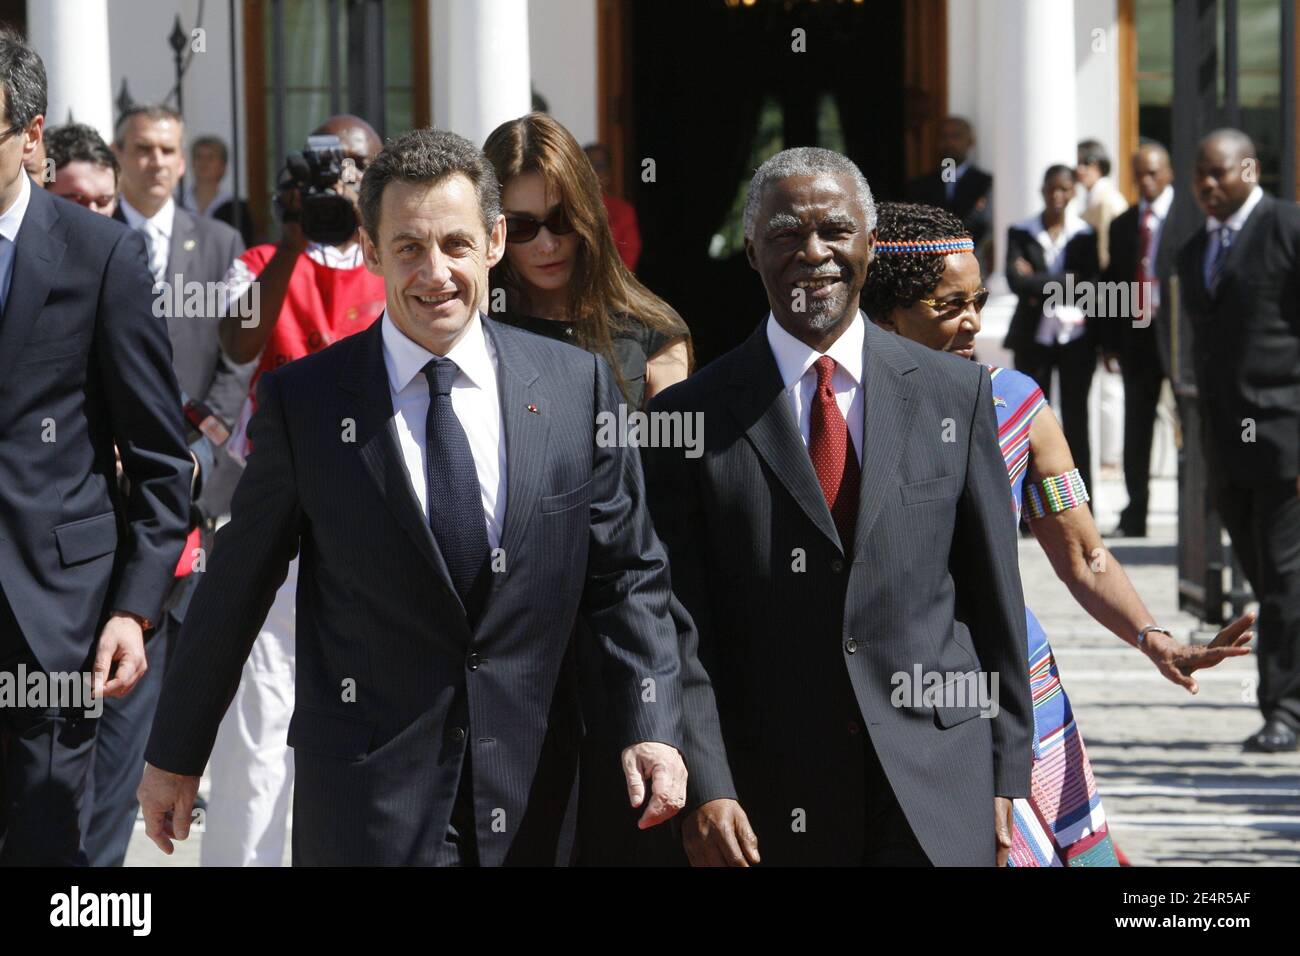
[1023,468,1090,519]
[1137,625,1172,647]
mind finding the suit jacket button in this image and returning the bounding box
[467,653,480,671]
[847,720,861,735]
[844,639,858,654]
[830,558,844,573]
[451,727,466,741]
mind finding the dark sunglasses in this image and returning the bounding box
[505,208,575,243]
[917,288,990,318]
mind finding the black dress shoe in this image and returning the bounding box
[1243,718,1299,753]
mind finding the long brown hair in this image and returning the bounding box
[483,113,691,393]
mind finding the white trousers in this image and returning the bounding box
[199,560,297,867]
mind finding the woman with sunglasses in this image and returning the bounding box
[862,202,1254,867]
[483,113,690,410]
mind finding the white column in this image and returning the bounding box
[430,0,532,148]
[991,0,1079,269]
[26,0,114,142]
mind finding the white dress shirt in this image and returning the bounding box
[119,194,175,282]
[765,310,865,466]
[1203,184,1264,286]
[381,310,507,550]
[0,170,32,312]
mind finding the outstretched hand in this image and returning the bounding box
[1143,612,1254,694]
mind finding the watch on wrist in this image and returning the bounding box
[115,610,153,632]
[1137,624,1172,647]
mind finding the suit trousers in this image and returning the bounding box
[861,727,931,866]
[79,608,176,866]
[0,593,98,866]
[1015,337,1097,496]
[1212,476,1300,729]
[1119,334,1166,531]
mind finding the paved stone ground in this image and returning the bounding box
[1027,474,1300,867]
[126,475,1298,867]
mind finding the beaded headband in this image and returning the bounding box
[874,238,975,256]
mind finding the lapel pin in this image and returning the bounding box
[527,403,539,414]
[183,238,197,252]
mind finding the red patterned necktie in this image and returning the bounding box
[1136,205,1154,320]
[808,356,860,548]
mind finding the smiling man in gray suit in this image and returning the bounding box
[139,128,692,865]
[644,148,1033,866]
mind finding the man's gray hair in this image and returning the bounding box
[742,147,876,240]
[359,127,501,240]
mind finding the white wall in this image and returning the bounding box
[946,0,1121,214]
[1074,0,1121,171]
[527,0,598,147]
[101,0,247,192]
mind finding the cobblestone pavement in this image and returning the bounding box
[126,476,1298,867]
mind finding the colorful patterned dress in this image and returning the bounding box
[990,366,1120,867]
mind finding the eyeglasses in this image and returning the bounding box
[505,207,575,243]
[0,123,25,145]
[917,288,989,319]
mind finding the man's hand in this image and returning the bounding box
[1143,612,1254,693]
[138,763,201,855]
[995,796,1014,866]
[93,612,148,699]
[1012,257,1034,277]
[621,741,687,829]
[683,798,760,867]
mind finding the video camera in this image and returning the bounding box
[276,134,361,245]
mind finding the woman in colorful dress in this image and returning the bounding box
[861,202,1255,866]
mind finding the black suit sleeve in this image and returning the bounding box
[1004,228,1060,298]
[579,355,686,758]
[98,227,194,624]
[643,390,738,808]
[145,371,302,775]
[952,367,1033,798]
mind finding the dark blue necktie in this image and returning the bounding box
[0,234,15,317]
[1208,226,1234,294]
[424,358,490,609]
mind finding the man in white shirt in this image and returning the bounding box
[139,128,693,865]
[1177,129,1300,754]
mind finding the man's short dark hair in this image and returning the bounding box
[359,128,501,241]
[45,122,119,178]
[114,104,183,145]
[1044,163,1076,185]
[0,27,47,129]
[1077,139,1111,177]
[191,134,228,165]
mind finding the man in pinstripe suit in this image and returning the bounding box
[138,129,694,865]
[644,148,1034,866]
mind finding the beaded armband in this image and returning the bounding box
[1023,468,1089,519]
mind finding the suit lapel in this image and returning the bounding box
[168,207,197,279]
[1215,195,1271,298]
[728,323,842,550]
[339,320,460,606]
[483,319,550,571]
[852,322,919,561]
[0,187,68,386]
